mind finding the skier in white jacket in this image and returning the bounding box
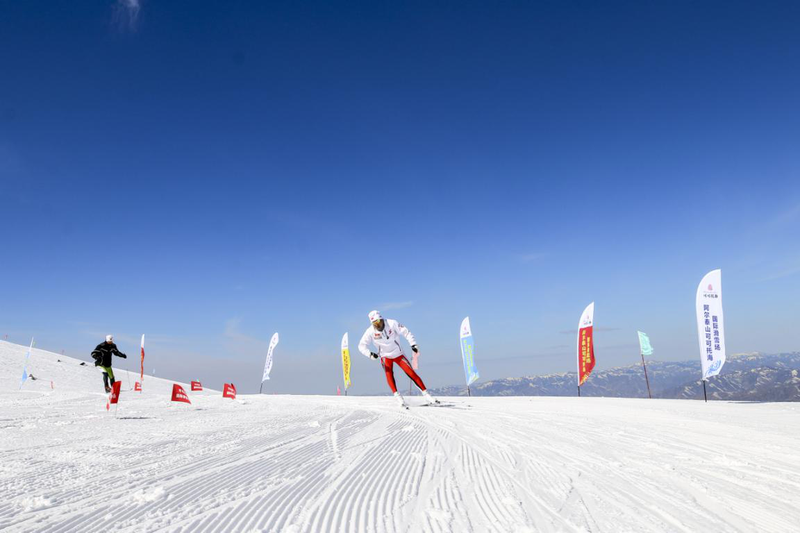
[358,310,439,408]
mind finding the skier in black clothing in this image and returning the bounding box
[91,335,127,393]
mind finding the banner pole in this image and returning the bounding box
[577,385,581,397]
[641,351,652,399]
[702,380,708,402]
[408,376,413,395]
[259,382,263,395]
[467,385,471,397]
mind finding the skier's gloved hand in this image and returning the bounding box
[370,352,379,360]
[120,353,127,359]
[411,345,419,353]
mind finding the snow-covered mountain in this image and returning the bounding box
[431,352,800,401]
[3,340,800,532]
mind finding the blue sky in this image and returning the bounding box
[1,1,799,394]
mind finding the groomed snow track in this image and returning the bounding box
[2,341,799,532]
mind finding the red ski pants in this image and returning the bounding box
[382,355,426,394]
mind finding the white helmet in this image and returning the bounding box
[106,335,114,343]
[368,310,382,323]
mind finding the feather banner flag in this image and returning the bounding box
[577,303,596,386]
[637,331,654,399]
[341,332,351,391]
[19,337,35,389]
[696,269,726,380]
[140,334,145,382]
[637,331,653,356]
[262,333,279,382]
[460,317,479,387]
[191,381,203,391]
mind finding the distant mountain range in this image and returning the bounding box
[429,352,800,401]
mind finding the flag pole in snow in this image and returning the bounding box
[702,380,708,402]
[641,352,652,399]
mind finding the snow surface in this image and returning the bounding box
[2,340,799,532]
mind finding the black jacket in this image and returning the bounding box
[91,341,127,367]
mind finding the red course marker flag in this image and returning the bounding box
[108,381,122,411]
[171,384,191,404]
[223,383,236,399]
[134,382,142,392]
[191,381,203,391]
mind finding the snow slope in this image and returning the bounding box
[1,340,799,532]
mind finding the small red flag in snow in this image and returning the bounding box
[223,383,236,399]
[110,381,122,405]
[191,381,203,391]
[171,384,191,404]
[134,382,142,392]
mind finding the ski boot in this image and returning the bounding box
[421,390,440,405]
[393,392,409,410]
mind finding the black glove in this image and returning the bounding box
[120,353,127,359]
[411,345,419,353]
[370,352,379,360]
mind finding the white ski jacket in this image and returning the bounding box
[358,318,417,360]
